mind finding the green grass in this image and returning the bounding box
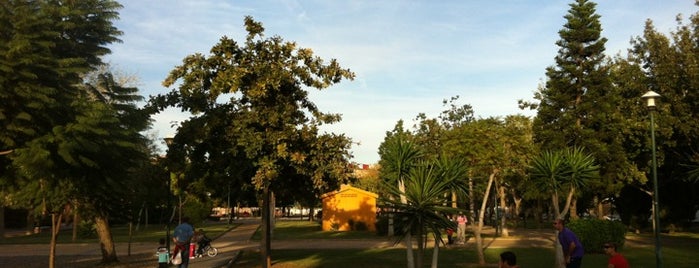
[236,220,699,268]
[234,245,699,268]
[252,220,382,240]
[1,221,237,244]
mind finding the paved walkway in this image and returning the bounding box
[0,221,559,268]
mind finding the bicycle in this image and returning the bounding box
[196,236,218,257]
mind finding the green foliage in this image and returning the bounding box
[381,159,464,267]
[567,218,627,253]
[182,195,213,226]
[77,220,97,239]
[529,147,598,218]
[152,16,355,207]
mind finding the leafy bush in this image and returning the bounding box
[568,218,626,253]
[182,195,213,225]
[354,221,368,231]
[78,220,97,238]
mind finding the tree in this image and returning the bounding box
[1,1,124,267]
[521,0,630,219]
[378,124,421,268]
[529,147,598,268]
[618,9,699,224]
[382,160,461,268]
[154,16,354,267]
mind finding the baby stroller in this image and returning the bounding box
[196,235,218,257]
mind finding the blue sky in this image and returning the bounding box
[105,0,697,164]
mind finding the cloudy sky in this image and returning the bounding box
[105,0,697,164]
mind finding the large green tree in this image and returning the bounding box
[613,6,699,225]
[0,1,125,267]
[522,0,631,218]
[153,17,354,267]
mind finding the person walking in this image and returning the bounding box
[172,216,194,268]
[604,242,629,268]
[499,251,520,268]
[456,212,467,244]
[553,219,584,268]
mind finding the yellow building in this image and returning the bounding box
[320,184,377,232]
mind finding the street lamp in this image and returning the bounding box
[642,90,662,268]
[164,137,174,257]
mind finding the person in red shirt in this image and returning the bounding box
[604,242,629,268]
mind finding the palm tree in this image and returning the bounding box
[380,134,422,268]
[383,162,460,268]
[529,146,598,268]
[530,150,568,220]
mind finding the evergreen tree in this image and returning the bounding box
[526,0,632,218]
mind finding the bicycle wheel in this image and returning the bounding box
[206,246,218,257]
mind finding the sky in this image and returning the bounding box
[104,0,697,164]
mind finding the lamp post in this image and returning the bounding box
[642,90,662,268]
[164,137,174,257]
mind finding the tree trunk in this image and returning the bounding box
[552,191,561,220]
[498,181,509,237]
[399,179,415,268]
[415,224,424,268]
[261,185,272,268]
[451,190,457,208]
[95,214,118,264]
[431,233,439,268]
[136,202,145,231]
[474,172,496,265]
[513,191,522,227]
[595,196,603,219]
[49,213,63,268]
[72,202,79,241]
[560,186,575,219]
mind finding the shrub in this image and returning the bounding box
[331,222,340,231]
[354,221,368,231]
[568,218,626,253]
[348,219,355,230]
[78,220,97,238]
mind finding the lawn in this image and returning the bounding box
[236,220,699,268]
[252,220,384,240]
[0,220,236,244]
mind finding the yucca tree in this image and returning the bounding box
[530,147,598,220]
[379,132,422,268]
[530,146,598,268]
[383,162,460,268]
[530,150,569,219]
